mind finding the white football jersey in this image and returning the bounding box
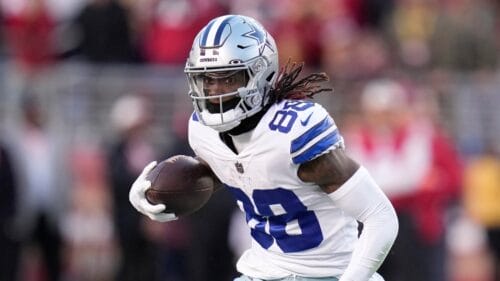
[188,100,359,279]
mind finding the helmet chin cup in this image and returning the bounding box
[199,108,242,132]
[185,15,278,131]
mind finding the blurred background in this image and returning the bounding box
[0,0,499,281]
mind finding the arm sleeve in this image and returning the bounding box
[328,166,399,281]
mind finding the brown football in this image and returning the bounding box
[145,155,215,217]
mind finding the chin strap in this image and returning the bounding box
[227,103,271,135]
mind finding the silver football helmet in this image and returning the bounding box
[185,15,279,132]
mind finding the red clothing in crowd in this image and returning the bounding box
[349,121,462,244]
[3,5,56,71]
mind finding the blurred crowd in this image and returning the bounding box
[0,0,500,281]
[0,0,498,71]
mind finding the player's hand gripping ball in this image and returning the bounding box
[145,155,215,217]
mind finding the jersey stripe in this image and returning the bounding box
[292,130,342,164]
[291,116,334,154]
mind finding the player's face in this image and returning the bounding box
[202,70,248,104]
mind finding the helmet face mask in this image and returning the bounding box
[190,69,248,113]
[185,15,279,132]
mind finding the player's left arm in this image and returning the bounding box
[298,147,359,192]
[299,149,399,281]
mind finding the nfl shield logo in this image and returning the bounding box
[235,162,244,174]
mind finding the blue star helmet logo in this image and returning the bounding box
[243,22,275,54]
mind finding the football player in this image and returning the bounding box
[130,15,398,281]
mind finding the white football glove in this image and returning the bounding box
[129,161,178,222]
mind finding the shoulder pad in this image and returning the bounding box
[277,101,343,164]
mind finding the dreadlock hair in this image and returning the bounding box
[269,60,333,103]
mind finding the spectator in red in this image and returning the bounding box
[141,0,227,64]
[344,78,462,281]
[2,0,56,72]
[270,0,325,68]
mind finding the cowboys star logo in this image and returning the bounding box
[242,22,275,55]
